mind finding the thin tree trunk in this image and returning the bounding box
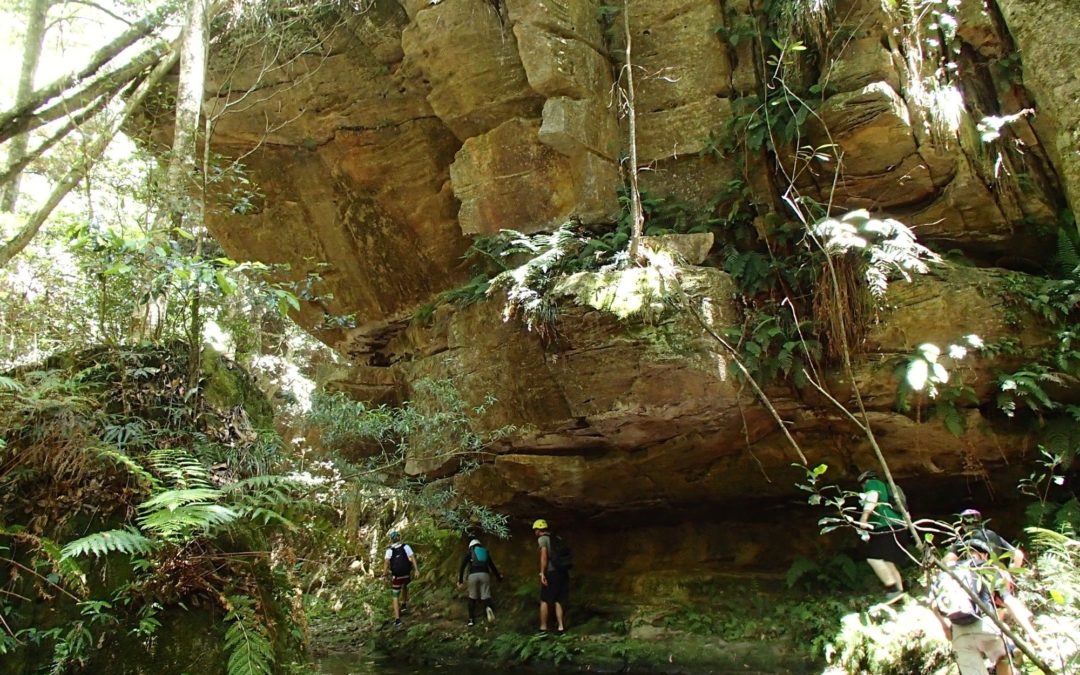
[2,0,51,212]
[0,1,172,136]
[0,47,181,268]
[167,0,209,221]
[622,0,644,261]
[165,0,211,391]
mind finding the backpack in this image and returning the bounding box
[932,563,990,626]
[470,545,489,566]
[550,535,574,572]
[389,544,411,577]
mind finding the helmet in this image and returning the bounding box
[468,539,481,548]
[532,519,548,530]
[389,530,401,542]
[959,508,982,522]
[857,470,877,483]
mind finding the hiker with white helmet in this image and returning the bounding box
[456,538,503,626]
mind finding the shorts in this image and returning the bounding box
[391,575,410,597]
[864,527,912,565]
[952,617,1007,674]
[467,572,491,600]
[540,569,569,605]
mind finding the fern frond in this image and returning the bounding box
[0,375,24,393]
[224,596,274,675]
[138,503,239,537]
[139,488,222,512]
[147,447,211,488]
[61,528,156,559]
[97,447,161,489]
[237,506,297,530]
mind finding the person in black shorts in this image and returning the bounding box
[533,519,568,634]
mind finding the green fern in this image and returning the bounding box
[0,375,24,392]
[138,503,239,538]
[147,447,212,488]
[97,447,161,489]
[224,596,274,675]
[139,487,223,512]
[61,528,156,559]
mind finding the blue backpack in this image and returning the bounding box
[471,545,489,565]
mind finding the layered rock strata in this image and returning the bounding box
[193,0,1078,521]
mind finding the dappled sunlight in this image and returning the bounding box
[555,266,670,320]
[821,600,953,674]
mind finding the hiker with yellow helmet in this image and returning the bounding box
[533,518,573,635]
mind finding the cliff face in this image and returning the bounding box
[200,0,1077,554]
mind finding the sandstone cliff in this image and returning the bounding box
[195,0,1078,558]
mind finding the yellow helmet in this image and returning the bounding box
[532,519,548,530]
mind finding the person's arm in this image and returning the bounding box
[539,541,549,586]
[858,489,879,529]
[932,608,953,641]
[999,588,1040,644]
[407,545,418,575]
[382,549,390,576]
[489,556,502,581]
[992,531,1025,567]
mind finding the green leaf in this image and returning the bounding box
[62,528,156,559]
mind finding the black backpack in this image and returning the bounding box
[389,544,411,576]
[550,535,574,571]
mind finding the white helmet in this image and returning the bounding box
[468,539,481,548]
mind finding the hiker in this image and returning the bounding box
[856,469,910,600]
[947,510,1038,648]
[931,538,1039,675]
[533,518,571,634]
[948,508,1026,568]
[383,530,418,627]
[457,538,504,626]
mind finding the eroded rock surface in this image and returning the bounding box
[189,0,1080,526]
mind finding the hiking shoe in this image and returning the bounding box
[467,619,475,627]
[394,619,402,627]
[485,607,496,623]
[400,604,409,614]
[884,590,906,603]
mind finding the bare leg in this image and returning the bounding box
[554,602,565,631]
[400,585,409,608]
[392,595,401,620]
[539,601,549,631]
[867,559,903,590]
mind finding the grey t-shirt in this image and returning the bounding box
[537,534,555,572]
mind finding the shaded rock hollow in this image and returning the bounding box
[191,0,1079,564]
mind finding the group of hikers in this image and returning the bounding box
[378,472,1041,673]
[381,519,571,633]
[858,469,1042,674]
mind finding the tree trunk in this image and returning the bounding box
[2,0,51,212]
[165,0,211,391]
[621,0,644,261]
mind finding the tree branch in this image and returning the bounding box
[0,1,174,136]
[0,45,181,268]
[0,40,168,145]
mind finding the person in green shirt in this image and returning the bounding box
[857,470,910,600]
